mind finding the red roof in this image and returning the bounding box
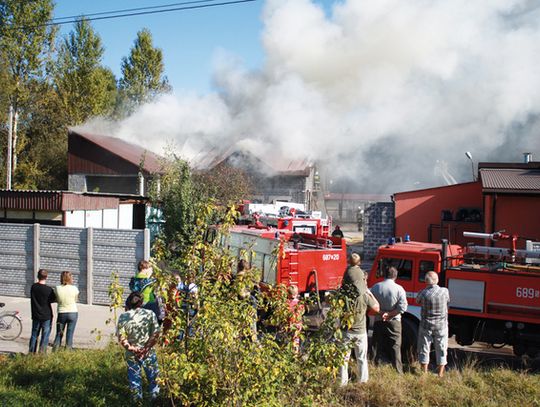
[69,130,164,174]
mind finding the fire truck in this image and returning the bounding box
[367,231,540,359]
[215,202,346,296]
[220,225,345,295]
[237,201,331,237]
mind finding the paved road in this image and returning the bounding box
[0,295,117,354]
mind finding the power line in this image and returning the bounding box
[49,0,221,23]
[9,0,258,30]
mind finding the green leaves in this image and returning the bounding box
[150,199,347,405]
[117,28,171,116]
[53,18,116,124]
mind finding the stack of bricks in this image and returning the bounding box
[363,202,395,260]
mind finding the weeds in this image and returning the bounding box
[1,349,538,406]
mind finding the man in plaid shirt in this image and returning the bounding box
[415,271,450,377]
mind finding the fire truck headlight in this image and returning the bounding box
[505,322,513,329]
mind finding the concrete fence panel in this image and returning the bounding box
[0,223,149,305]
[0,224,34,297]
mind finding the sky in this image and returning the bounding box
[63,0,540,194]
[54,0,314,93]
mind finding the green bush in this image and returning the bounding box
[151,202,346,406]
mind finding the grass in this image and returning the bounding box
[0,347,539,406]
[335,362,540,407]
[0,346,144,407]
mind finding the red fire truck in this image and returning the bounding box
[368,232,540,359]
[221,224,346,296]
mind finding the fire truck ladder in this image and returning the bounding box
[283,251,299,287]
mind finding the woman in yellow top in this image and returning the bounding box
[53,271,79,350]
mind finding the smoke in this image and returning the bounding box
[81,0,540,193]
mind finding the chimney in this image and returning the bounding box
[523,152,532,163]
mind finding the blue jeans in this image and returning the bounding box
[53,312,78,349]
[127,350,160,400]
[29,319,51,353]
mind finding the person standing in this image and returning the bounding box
[286,285,305,352]
[28,269,56,353]
[341,253,367,299]
[332,225,344,238]
[130,260,161,322]
[53,271,79,350]
[117,291,161,401]
[339,256,380,385]
[370,266,408,373]
[416,271,450,377]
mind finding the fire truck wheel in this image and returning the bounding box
[513,343,526,357]
[401,317,419,364]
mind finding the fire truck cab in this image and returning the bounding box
[368,234,540,359]
[368,239,463,360]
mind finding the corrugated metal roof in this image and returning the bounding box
[0,190,147,211]
[480,168,540,193]
[69,130,164,174]
[0,190,62,211]
[193,145,312,176]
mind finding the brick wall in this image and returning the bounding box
[363,202,395,260]
[0,223,149,305]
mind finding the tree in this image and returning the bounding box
[14,79,68,190]
[0,0,56,180]
[117,28,170,116]
[152,157,199,253]
[193,163,254,204]
[53,18,117,124]
[148,200,347,405]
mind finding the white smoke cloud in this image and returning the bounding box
[82,0,540,193]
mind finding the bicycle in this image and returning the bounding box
[0,302,23,341]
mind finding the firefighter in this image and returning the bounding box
[332,225,344,238]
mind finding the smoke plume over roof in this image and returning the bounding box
[81,0,540,194]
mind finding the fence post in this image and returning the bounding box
[33,223,40,282]
[144,228,150,260]
[87,227,94,305]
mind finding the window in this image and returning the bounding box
[378,257,413,281]
[419,260,435,282]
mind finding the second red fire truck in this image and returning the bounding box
[368,231,540,359]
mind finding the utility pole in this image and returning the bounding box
[7,105,13,190]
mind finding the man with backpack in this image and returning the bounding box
[129,260,162,323]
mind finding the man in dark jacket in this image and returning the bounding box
[29,269,56,353]
[332,225,344,238]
